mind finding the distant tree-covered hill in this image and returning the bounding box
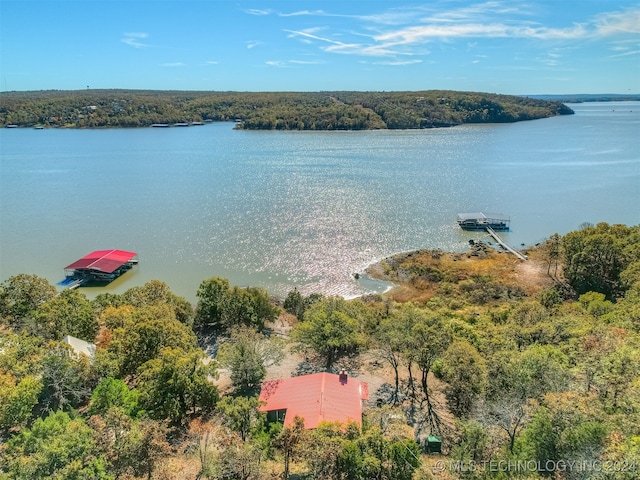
[528,93,640,103]
[0,89,573,130]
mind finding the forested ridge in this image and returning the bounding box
[0,222,639,479]
[0,89,573,130]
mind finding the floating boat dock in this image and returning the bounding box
[60,249,138,288]
[457,212,526,260]
[457,212,510,231]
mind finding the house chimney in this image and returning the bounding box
[339,369,348,384]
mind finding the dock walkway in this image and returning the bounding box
[486,227,527,260]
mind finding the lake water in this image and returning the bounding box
[1,102,639,301]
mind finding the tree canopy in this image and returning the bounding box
[0,89,573,130]
[0,223,639,479]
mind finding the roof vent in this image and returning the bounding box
[339,369,348,384]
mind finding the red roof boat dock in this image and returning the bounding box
[61,249,138,288]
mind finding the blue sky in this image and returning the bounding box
[1,0,638,94]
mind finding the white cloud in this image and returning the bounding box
[289,59,323,65]
[594,8,640,36]
[122,32,150,48]
[373,59,423,66]
[277,2,640,64]
[266,58,323,67]
[244,9,271,16]
[247,41,262,49]
[160,62,186,67]
[608,49,640,59]
[280,10,327,17]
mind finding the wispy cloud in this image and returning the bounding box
[160,62,186,67]
[247,41,263,49]
[373,59,423,66]
[244,8,271,16]
[278,3,640,59]
[594,8,640,36]
[266,58,323,67]
[122,32,150,48]
[280,10,328,18]
[608,49,640,59]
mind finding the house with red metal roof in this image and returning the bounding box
[258,371,368,429]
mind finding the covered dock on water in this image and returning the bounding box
[63,249,138,286]
[457,212,510,231]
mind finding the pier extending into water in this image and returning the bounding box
[486,227,527,260]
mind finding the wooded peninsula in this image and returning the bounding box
[0,89,573,130]
[1,222,639,479]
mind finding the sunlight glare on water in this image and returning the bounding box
[1,103,638,301]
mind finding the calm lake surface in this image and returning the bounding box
[1,102,639,301]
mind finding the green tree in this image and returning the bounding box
[594,344,640,411]
[32,288,98,341]
[0,332,45,378]
[3,410,110,480]
[39,343,93,412]
[400,306,451,435]
[373,313,407,405]
[562,223,636,298]
[283,288,305,321]
[89,410,170,480]
[274,416,306,480]
[482,344,569,453]
[0,371,41,435]
[195,278,278,332]
[88,377,139,417]
[105,303,198,377]
[541,233,561,278]
[137,347,218,425]
[0,274,57,330]
[216,326,284,393]
[122,280,194,326]
[216,395,265,442]
[515,392,607,468]
[438,340,487,417]
[511,344,570,401]
[292,298,366,370]
[195,277,231,329]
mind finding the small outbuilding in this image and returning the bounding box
[425,435,442,454]
[259,371,369,429]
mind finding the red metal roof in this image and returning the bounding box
[259,372,369,429]
[64,250,137,274]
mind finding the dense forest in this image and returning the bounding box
[0,222,638,479]
[0,89,573,130]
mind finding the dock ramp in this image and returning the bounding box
[486,227,527,260]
